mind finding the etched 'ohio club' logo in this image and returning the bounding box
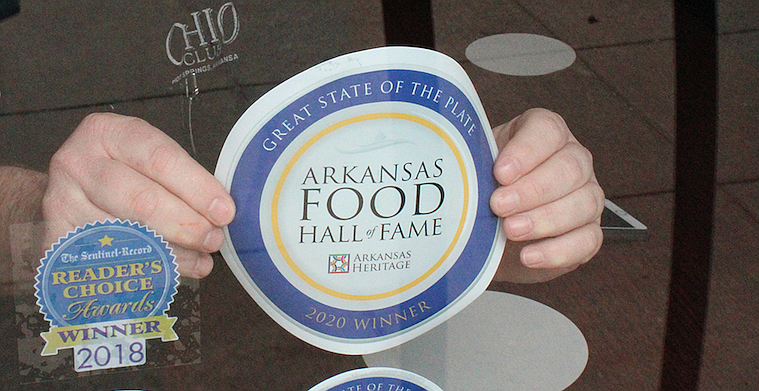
[166,2,241,84]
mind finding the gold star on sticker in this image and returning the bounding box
[98,235,114,247]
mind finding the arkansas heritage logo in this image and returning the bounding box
[328,254,350,274]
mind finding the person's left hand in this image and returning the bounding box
[490,108,604,283]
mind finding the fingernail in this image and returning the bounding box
[496,157,520,185]
[505,215,532,238]
[208,197,234,226]
[194,253,214,278]
[202,228,225,252]
[181,253,214,279]
[521,247,545,268]
[497,191,520,216]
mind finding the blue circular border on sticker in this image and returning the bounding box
[35,220,179,327]
[227,69,498,340]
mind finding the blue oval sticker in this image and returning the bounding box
[216,47,505,354]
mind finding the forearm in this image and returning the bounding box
[0,166,48,258]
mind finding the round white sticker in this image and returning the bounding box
[216,47,505,354]
[309,367,443,391]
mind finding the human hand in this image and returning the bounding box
[490,108,604,283]
[42,113,235,278]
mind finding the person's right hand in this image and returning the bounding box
[42,113,235,278]
[489,108,604,283]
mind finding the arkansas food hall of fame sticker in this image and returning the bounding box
[35,220,180,372]
[309,367,443,391]
[215,47,506,354]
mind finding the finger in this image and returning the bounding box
[42,185,214,279]
[519,222,603,269]
[76,157,226,253]
[502,180,605,241]
[490,142,595,216]
[81,113,235,227]
[493,109,573,186]
[171,245,214,279]
[493,240,579,283]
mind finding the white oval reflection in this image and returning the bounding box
[363,291,588,391]
[465,33,576,76]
